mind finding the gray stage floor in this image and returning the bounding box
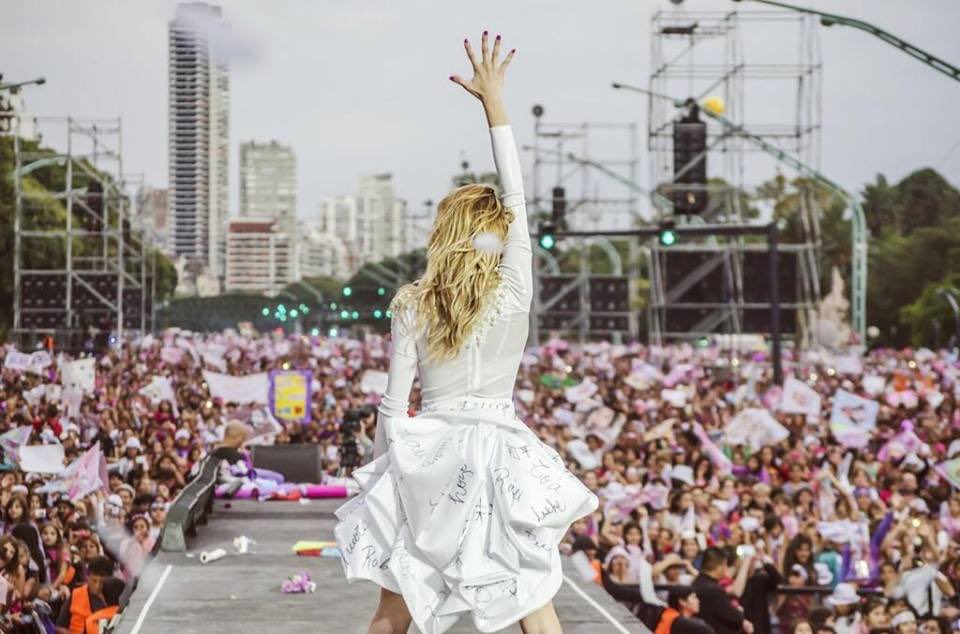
[117,499,649,633]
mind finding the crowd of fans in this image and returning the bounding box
[0,327,958,633]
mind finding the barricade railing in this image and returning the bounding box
[159,455,219,552]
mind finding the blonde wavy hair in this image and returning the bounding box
[390,183,514,364]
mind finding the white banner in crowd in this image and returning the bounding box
[61,358,96,393]
[19,444,65,474]
[4,349,51,375]
[359,370,389,395]
[833,355,863,376]
[564,379,598,403]
[830,390,880,435]
[140,376,179,415]
[862,375,886,397]
[725,408,790,450]
[779,377,822,417]
[202,370,269,405]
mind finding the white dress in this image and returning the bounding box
[333,124,599,633]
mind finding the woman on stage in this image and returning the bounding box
[333,31,599,634]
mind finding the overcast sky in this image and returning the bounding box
[3,0,959,226]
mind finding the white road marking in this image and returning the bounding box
[562,574,632,633]
[130,564,174,634]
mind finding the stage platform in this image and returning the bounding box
[117,499,649,633]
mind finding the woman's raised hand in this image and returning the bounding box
[450,31,515,102]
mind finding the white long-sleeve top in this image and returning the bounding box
[375,124,532,424]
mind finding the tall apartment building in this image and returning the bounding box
[315,175,407,277]
[168,2,230,290]
[239,140,296,231]
[358,173,407,263]
[134,186,171,254]
[225,218,294,296]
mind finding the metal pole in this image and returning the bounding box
[734,0,960,83]
[769,222,783,385]
[12,117,22,336]
[65,119,73,333]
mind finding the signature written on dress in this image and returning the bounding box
[529,459,564,495]
[492,467,523,505]
[448,463,474,504]
[421,436,451,468]
[345,522,368,555]
[531,497,568,524]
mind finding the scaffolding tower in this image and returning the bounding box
[647,9,824,346]
[11,115,155,352]
[528,115,643,344]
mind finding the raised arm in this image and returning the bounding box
[451,32,532,312]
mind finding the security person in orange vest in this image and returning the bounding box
[55,556,115,634]
[84,576,124,634]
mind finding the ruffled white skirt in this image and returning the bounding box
[333,396,599,633]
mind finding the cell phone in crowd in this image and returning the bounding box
[33,509,46,519]
[736,544,756,559]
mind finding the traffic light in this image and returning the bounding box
[552,186,566,226]
[538,220,557,251]
[377,287,386,297]
[658,219,678,247]
[342,286,352,297]
[672,101,707,214]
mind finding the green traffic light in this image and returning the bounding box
[377,287,386,296]
[351,311,359,320]
[261,307,269,316]
[373,309,383,318]
[539,234,556,250]
[278,304,286,312]
[659,230,677,247]
[290,309,299,317]
[340,310,349,319]
[342,286,352,297]
[330,302,337,310]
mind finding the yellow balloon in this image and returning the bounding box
[703,96,725,115]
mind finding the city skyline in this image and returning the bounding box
[3,0,959,231]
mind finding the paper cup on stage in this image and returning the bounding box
[200,548,227,564]
[233,536,256,554]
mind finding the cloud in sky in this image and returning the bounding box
[2,0,958,227]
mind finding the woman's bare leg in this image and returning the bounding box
[368,587,413,634]
[519,600,562,634]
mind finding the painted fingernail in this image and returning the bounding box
[496,35,501,40]
[449,76,455,81]
[464,38,468,43]
[483,30,488,36]
[511,48,516,53]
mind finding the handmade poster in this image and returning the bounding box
[829,389,879,447]
[203,370,269,405]
[862,375,886,397]
[0,427,33,465]
[61,358,96,393]
[140,376,179,415]
[935,458,960,490]
[359,370,389,395]
[565,379,598,403]
[19,444,65,474]
[779,377,822,417]
[725,408,790,450]
[834,355,864,376]
[660,388,687,408]
[160,346,184,366]
[269,370,312,423]
[3,350,31,372]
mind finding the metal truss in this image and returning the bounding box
[10,115,155,350]
[647,8,825,345]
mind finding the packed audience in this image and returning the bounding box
[0,327,957,633]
